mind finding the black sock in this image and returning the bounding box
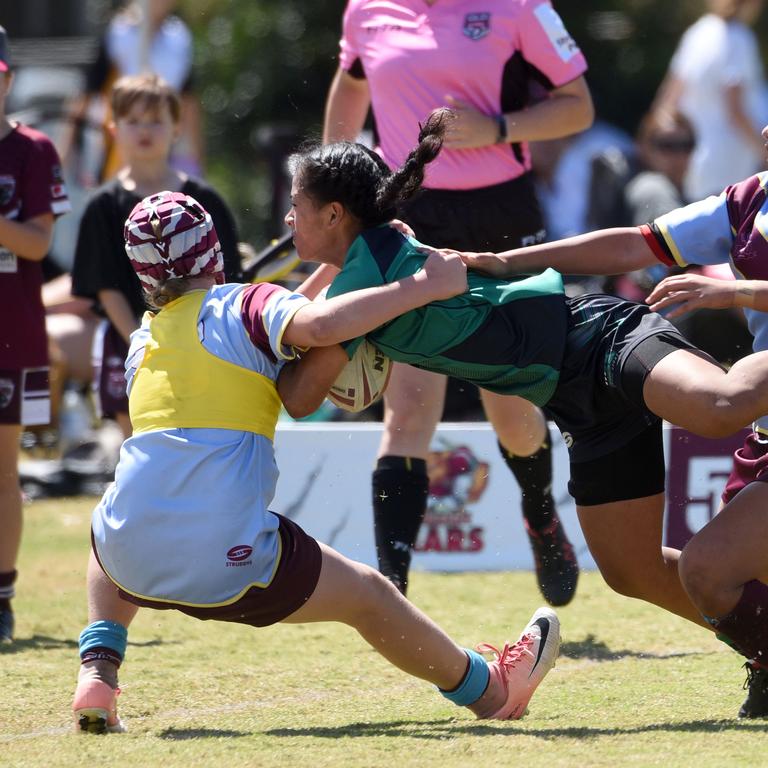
[372,456,429,596]
[0,569,17,612]
[499,428,556,530]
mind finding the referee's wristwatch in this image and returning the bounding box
[494,113,508,144]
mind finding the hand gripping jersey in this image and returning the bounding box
[339,0,587,190]
[326,226,568,406]
[92,282,310,607]
[642,171,768,434]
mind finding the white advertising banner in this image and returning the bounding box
[273,422,592,572]
[273,422,748,573]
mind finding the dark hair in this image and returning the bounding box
[288,108,452,227]
[637,109,696,151]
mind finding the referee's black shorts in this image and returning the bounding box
[397,172,546,418]
[397,171,546,252]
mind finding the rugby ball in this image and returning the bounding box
[327,340,392,413]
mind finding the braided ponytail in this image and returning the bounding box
[376,108,452,213]
[289,108,452,228]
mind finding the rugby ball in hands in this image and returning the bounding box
[327,340,392,413]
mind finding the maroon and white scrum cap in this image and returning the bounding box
[124,191,223,291]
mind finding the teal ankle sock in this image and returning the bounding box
[79,620,128,664]
[439,649,489,706]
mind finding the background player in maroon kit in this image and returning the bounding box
[460,159,768,718]
[0,26,71,642]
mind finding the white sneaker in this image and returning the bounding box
[478,606,560,720]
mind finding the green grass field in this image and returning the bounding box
[1,497,764,767]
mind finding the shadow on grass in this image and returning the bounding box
[561,634,710,662]
[264,717,767,740]
[0,634,79,653]
[0,635,167,654]
[159,727,250,740]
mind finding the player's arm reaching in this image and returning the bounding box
[281,248,466,348]
[459,227,657,278]
[277,248,466,417]
[646,273,768,317]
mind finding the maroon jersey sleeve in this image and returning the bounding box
[240,282,293,360]
[21,129,71,220]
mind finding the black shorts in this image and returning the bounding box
[544,294,703,505]
[104,514,322,627]
[398,173,547,417]
[398,172,546,251]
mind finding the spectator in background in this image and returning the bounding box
[0,26,71,642]
[654,0,768,199]
[64,0,203,186]
[589,110,694,232]
[529,120,634,244]
[71,74,239,439]
[321,0,593,604]
[588,109,753,366]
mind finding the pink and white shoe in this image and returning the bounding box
[73,679,126,734]
[479,606,560,720]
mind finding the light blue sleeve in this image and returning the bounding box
[653,193,734,267]
[124,319,151,396]
[200,284,310,378]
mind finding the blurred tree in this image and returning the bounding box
[181,0,345,244]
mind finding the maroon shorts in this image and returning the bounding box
[722,431,768,505]
[92,321,129,418]
[0,367,50,426]
[98,514,323,627]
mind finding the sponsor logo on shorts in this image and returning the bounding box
[106,370,127,400]
[0,247,17,273]
[0,175,15,207]
[463,12,491,41]
[0,378,14,409]
[561,432,574,449]
[226,544,253,567]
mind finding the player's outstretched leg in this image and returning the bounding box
[285,542,560,720]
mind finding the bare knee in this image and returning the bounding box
[384,397,435,437]
[599,565,647,600]
[678,542,719,606]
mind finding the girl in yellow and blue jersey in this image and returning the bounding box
[71,190,561,733]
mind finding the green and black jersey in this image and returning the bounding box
[326,226,569,407]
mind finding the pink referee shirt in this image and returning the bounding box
[339,0,587,190]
